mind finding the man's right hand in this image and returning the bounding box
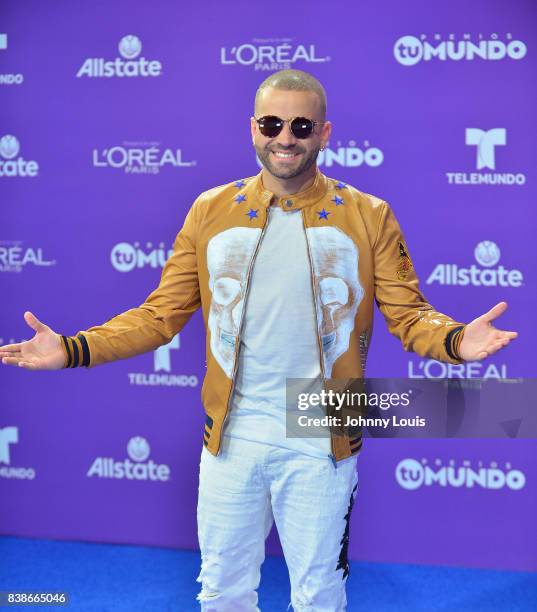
[0,311,66,370]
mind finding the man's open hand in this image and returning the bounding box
[459,302,518,361]
[0,311,65,370]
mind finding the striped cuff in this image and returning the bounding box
[444,325,466,361]
[60,334,90,368]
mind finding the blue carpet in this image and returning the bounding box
[0,536,535,611]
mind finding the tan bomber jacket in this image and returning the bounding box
[61,169,466,463]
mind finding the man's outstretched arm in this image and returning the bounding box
[0,195,203,370]
[373,201,517,363]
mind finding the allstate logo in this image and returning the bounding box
[0,134,20,159]
[127,436,150,462]
[0,134,39,177]
[396,458,424,490]
[474,240,500,267]
[119,35,141,59]
[393,36,423,66]
[77,35,162,78]
[427,240,522,287]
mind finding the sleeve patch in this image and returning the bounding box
[396,241,413,280]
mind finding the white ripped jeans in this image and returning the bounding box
[196,436,359,611]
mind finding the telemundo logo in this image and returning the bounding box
[127,334,199,388]
[77,35,162,78]
[0,426,36,480]
[396,458,525,491]
[87,436,170,481]
[0,33,24,86]
[427,241,523,288]
[0,135,39,177]
[394,34,527,66]
[445,128,526,186]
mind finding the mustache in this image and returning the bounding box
[267,145,305,153]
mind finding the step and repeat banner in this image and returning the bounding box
[1,1,535,572]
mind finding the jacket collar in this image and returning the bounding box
[252,167,329,211]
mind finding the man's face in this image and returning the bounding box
[251,88,331,180]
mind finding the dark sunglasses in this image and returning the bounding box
[254,115,326,139]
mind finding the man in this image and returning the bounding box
[0,70,517,611]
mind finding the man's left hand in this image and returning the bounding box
[459,301,518,361]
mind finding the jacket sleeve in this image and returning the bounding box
[373,200,466,364]
[61,195,203,368]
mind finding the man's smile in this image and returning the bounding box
[271,150,302,162]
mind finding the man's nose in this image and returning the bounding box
[275,121,297,147]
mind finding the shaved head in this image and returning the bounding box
[254,69,327,120]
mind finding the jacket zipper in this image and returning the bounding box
[217,204,271,454]
[300,209,337,467]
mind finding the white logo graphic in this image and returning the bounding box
[0,241,56,272]
[318,139,383,168]
[0,34,24,85]
[394,33,527,66]
[446,128,525,186]
[408,358,508,379]
[93,141,195,174]
[465,128,506,170]
[111,242,173,272]
[474,240,500,267]
[0,426,36,480]
[154,335,180,372]
[0,135,39,177]
[77,35,162,78]
[87,436,170,481]
[396,458,525,491]
[0,426,18,464]
[127,436,150,461]
[427,240,522,288]
[118,35,141,59]
[128,334,198,387]
[221,38,330,70]
[0,134,19,158]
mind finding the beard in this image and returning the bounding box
[255,143,320,180]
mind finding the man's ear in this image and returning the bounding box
[321,120,332,146]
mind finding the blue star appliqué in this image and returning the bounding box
[317,208,331,220]
[234,179,246,188]
[234,194,247,204]
[335,181,347,190]
[246,208,258,220]
[332,195,344,206]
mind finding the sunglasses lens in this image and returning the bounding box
[290,117,314,139]
[258,116,283,138]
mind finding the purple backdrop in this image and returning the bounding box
[1,0,536,572]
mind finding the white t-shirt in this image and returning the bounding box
[223,204,331,458]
